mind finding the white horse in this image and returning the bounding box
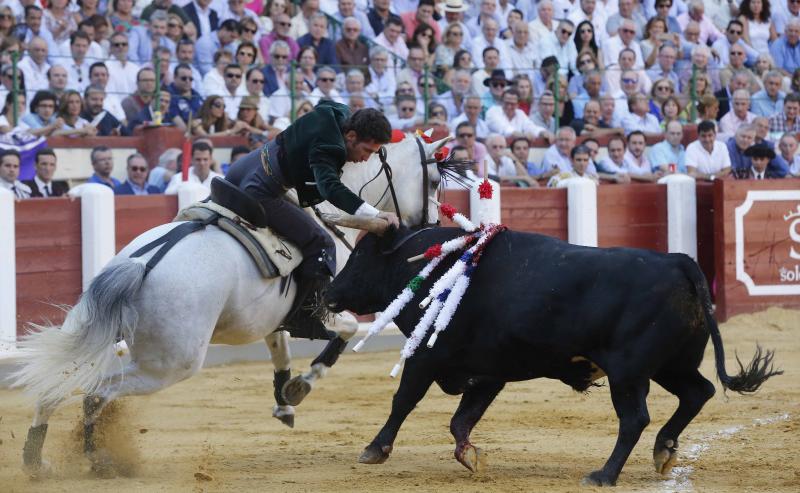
[12,134,450,473]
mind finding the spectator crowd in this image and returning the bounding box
[1,0,799,195]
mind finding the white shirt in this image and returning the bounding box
[449,113,491,140]
[718,111,757,140]
[528,18,557,46]
[685,140,732,175]
[374,33,409,60]
[18,56,51,95]
[105,58,141,98]
[490,154,518,177]
[505,38,538,76]
[471,35,512,71]
[164,167,222,195]
[602,35,644,70]
[202,69,227,98]
[0,179,31,198]
[485,106,547,138]
[622,150,653,176]
[365,67,397,106]
[57,58,92,93]
[268,89,308,120]
[621,112,661,135]
[104,93,127,122]
[540,33,578,74]
[192,0,213,38]
[223,84,250,120]
[308,87,345,106]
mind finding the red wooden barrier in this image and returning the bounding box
[115,195,179,252]
[713,179,800,321]
[15,198,82,335]
[597,184,668,251]
[501,188,568,239]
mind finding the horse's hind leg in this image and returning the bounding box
[265,330,295,428]
[651,369,716,475]
[22,401,61,473]
[282,311,358,406]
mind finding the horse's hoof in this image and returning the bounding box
[282,376,312,406]
[358,443,392,464]
[272,405,295,428]
[581,470,617,487]
[88,449,118,479]
[23,459,52,479]
[654,438,679,475]
[455,443,486,473]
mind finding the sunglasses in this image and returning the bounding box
[113,42,128,47]
[579,59,593,65]
[0,13,12,19]
[620,28,635,34]
[560,29,573,36]
[276,21,291,27]
[318,77,335,82]
[168,22,182,28]
[179,75,193,81]
[272,54,288,59]
[490,81,506,88]
[212,101,225,109]
[431,110,445,116]
[622,78,638,84]
[239,51,255,57]
[656,3,671,7]
[250,78,265,84]
[728,29,742,35]
[399,106,415,112]
[450,31,463,36]
[419,83,435,88]
[225,73,242,79]
[242,27,257,34]
[457,133,474,138]
[579,28,592,34]
[129,166,147,172]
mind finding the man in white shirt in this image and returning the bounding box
[505,19,537,76]
[58,31,93,93]
[471,17,511,71]
[268,72,310,123]
[622,130,659,181]
[541,19,578,74]
[220,63,248,120]
[364,46,396,109]
[18,36,50,97]
[471,46,501,96]
[308,66,345,106]
[676,0,723,45]
[105,32,141,98]
[88,62,126,122]
[529,0,558,44]
[719,89,757,139]
[165,141,222,194]
[450,95,491,139]
[686,120,732,181]
[486,88,550,141]
[542,126,578,172]
[171,39,204,95]
[374,17,409,60]
[437,68,471,122]
[602,19,644,69]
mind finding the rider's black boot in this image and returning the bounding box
[279,258,335,341]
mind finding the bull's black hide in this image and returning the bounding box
[326,227,781,486]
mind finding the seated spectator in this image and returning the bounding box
[752,71,786,118]
[530,91,558,135]
[599,94,621,128]
[308,66,345,106]
[192,95,248,136]
[426,102,448,127]
[364,47,397,110]
[719,44,761,95]
[262,41,291,97]
[225,145,250,174]
[623,130,659,182]
[165,13,189,45]
[23,148,68,197]
[726,124,758,171]
[451,122,494,175]
[649,120,687,174]
[686,120,732,181]
[596,134,632,183]
[129,11,175,67]
[82,85,124,136]
[621,93,661,136]
[387,95,421,129]
[336,17,369,74]
[268,72,311,123]
[481,69,510,115]
[18,36,50,97]
[165,141,222,194]
[260,13,299,63]
[542,126,578,173]
[401,0,441,45]
[196,19,240,75]
[571,70,604,120]
[110,0,141,32]
[678,45,721,94]
[752,116,774,147]
[148,147,181,192]
[105,32,140,98]
[297,13,338,68]
[646,44,681,94]
[768,93,800,133]
[547,145,599,187]
[452,49,474,72]
[341,69,371,107]
[220,63,248,120]
[203,49,234,97]
[676,1,723,45]
[776,133,800,176]
[513,75,534,115]
[375,16,408,62]
[87,145,121,188]
[692,94,720,124]
[437,69,470,121]
[731,143,783,179]
[115,153,162,195]
[570,100,619,139]
[127,90,172,134]
[235,41,260,71]
[19,90,64,137]
[769,19,800,75]
[442,145,478,188]
[548,74,575,127]
[485,133,528,182]
[168,63,204,130]
[88,62,127,122]
[122,68,159,123]
[486,88,550,142]
[296,45,319,88]
[719,89,757,140]
[510,137,545,180]
[450,95,490,140]
[660,96,685,129]
[0,91,25,134]
[243,68,272,124]
[649,78,676,121]
[235,96,271,135]
[0,149,31,198]
[408,22,437,68]
[435,21,463,69]
[172,40,204,94]
[681,73,714,121]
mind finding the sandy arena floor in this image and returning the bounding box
[1,308,798,493]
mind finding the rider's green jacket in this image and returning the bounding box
[277,100,365,214]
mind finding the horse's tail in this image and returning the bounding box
[681,256,783,394]
[12,259,147,408]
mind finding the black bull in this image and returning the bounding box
[325,227,781,486]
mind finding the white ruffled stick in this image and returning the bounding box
[353,254,447,352]
[419,258,465,309]
[427,270,472,348]
[390,297,444,377]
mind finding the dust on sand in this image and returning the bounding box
[1,308,798,492]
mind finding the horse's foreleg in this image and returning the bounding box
[265,330,295,428]
[282,312,358,406]
[22,401,60,473]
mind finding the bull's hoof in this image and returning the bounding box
[358,443,392,464]
[272,405,296,428]
[282,375,312,407]
[654,438,679,475]
[581,470,617,487]
[455,443,486,473]
[88,449,118,479]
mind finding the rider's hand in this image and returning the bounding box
[376,211,400,229]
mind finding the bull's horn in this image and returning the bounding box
[319,212,389,234]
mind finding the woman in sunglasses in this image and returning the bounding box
[649,78,676,121]
[53,90,98,138]
[435,23,465,70]
[192,95,249,137]
[573,20,601,64]
[408,23,437,68]
[0,5,15,38]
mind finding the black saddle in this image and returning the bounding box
[210,177,268,228]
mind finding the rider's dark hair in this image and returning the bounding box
[342,108,392,144]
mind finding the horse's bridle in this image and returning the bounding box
[319,137,438,251]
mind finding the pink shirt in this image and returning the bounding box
[259,32,300,62]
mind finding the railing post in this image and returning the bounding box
[0,188,16,347]
[469,178,501,224]
[559,177,598,247]
[553,63,560,130]
[11,51,19,126]
[68,184,116,291]
[290,60,296,122]
[658,174,698,260]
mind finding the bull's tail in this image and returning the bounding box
[681,257,782,394]
[12,259,147,408]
